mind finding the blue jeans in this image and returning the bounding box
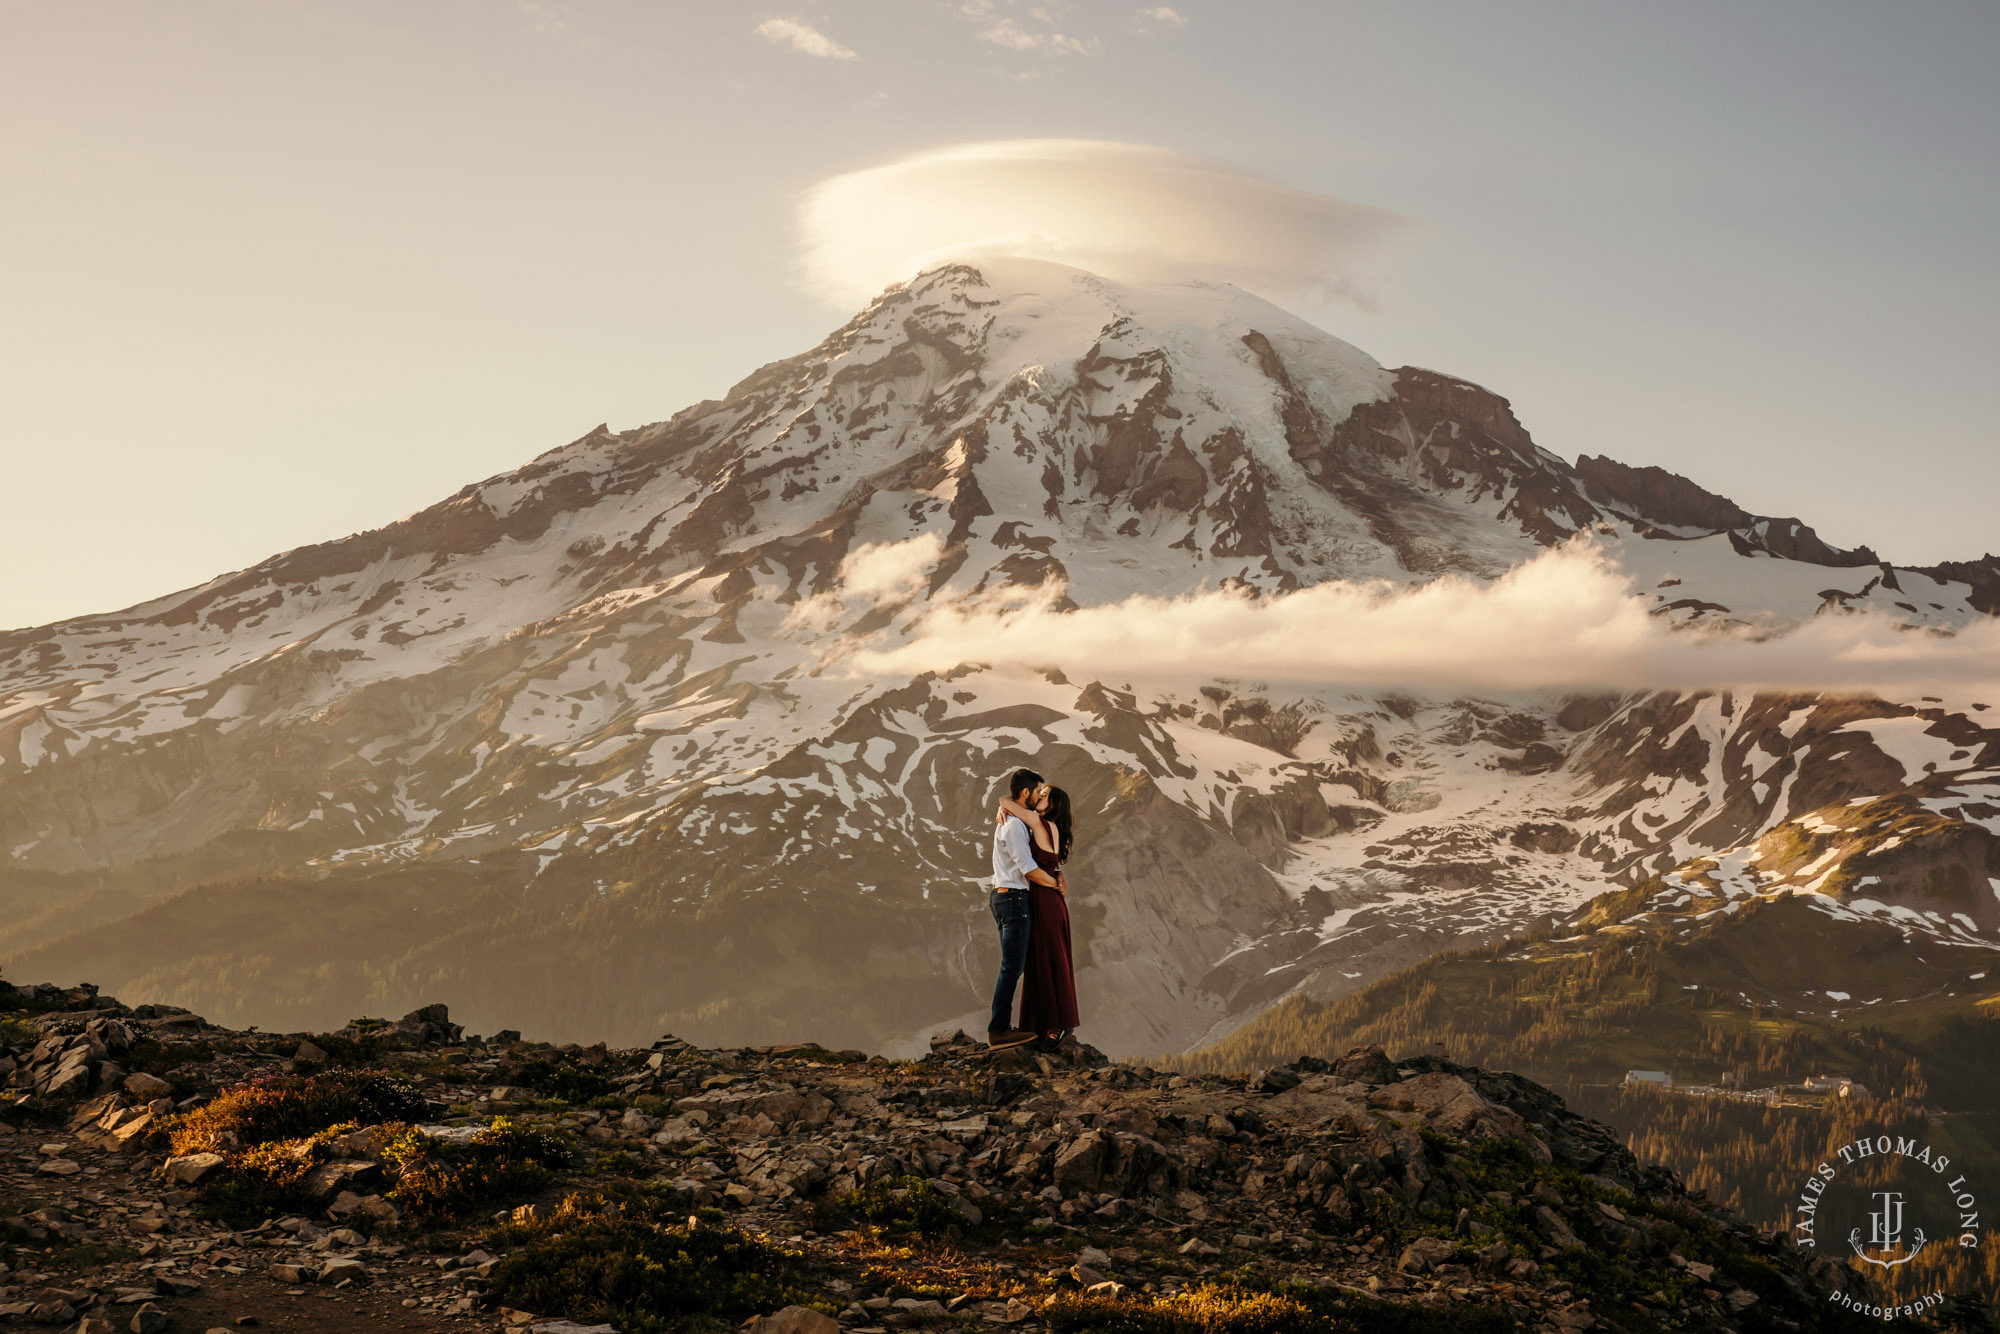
[989,888,1033,1033]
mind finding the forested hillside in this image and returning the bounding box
[1173,905,2000,1314]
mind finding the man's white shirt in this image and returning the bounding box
[992,814,1036,890]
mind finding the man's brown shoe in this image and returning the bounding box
[986,1029,1035,1051]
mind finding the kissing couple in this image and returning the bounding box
[987,768,1081,1053]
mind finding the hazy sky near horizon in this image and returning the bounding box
[2,1,1996,630]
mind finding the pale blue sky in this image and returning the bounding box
[2,1,1995,629]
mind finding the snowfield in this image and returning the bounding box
[1,259,1995,1053]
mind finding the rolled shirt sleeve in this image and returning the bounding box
[992,815,1037,888]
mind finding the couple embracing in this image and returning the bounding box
[986,768,1081,1053]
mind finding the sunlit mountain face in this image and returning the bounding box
[2,259,1995,1056]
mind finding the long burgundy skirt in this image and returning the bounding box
[1018,884,1080,1035]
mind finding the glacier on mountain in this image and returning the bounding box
[1,258,1995,1055]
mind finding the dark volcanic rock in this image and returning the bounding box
[0,979,1891,1334]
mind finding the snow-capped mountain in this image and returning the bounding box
[2,259,1995,1054]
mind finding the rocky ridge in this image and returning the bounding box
[0,977,1899,1334]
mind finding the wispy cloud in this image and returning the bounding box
[798,138,1416,308]
[958,1,1096,57]
[846,542,2000,696]
[1136,6,1188,33]
[980,18,1093,54]
[756,16,859,61]
[516,0,567,32]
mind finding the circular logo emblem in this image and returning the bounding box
[1790,1131,1985,1320]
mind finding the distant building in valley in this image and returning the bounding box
[1802,1075,1871,1099]
[1625,1070,1671,1088]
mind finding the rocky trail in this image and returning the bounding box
[1,978,1899,1334]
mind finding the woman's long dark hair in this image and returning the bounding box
[1044,786,1075,865]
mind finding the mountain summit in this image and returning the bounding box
[2,260,1995,1055]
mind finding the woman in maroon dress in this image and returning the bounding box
[998,783,1079,1051]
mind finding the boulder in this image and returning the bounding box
[69,1093,122,1130]
[1052,1132,1109,1192]
[325,1125,393,1160]
[742,1307,840,1334]
[398,1003,462,1043]
[140,1011,203,1031]
[618,1107,661,1136]
[1367,1072,1540,1151]
[304,1159,381,1198]
[106,1112,156,1152]
[86,1017,135,1053]
[1397,1236,1457,1273]
[163,1152,225,1184]
[1533,1205,1583,1249]
[1331,1046,1399,1085]
[41,1058,93,1098]
[344,1003,462,1047]
[122,1073,172,1100]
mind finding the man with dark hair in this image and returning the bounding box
[988,767,1056,1050]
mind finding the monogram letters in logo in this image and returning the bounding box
[1851,1188,1926,1268]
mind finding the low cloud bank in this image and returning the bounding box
[849,544,2000,696]
[798,139,1414,309]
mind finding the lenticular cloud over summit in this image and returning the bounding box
[798,140,1414,308]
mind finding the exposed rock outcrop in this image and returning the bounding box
[0,981,1880,1334]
